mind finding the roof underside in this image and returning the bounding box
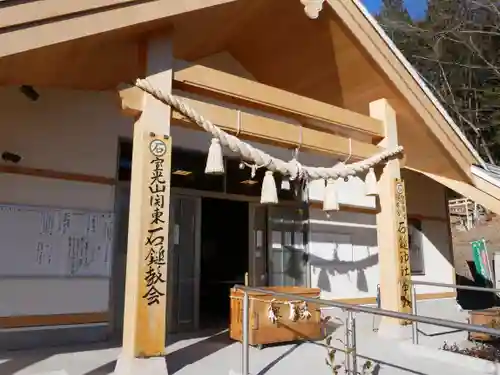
[0,0,481,183]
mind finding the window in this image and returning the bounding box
[118,141,132,181]
[117,141,297,200]
[267,206,309,287]
[117,141,225,192]
[225,158,265,197]
[171,148,224,192]
[408,218,425,275]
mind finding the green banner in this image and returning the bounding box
[471,239,492,283]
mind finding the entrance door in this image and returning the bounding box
[267,205,309,287]
[168,194,201,332]
[249,203,267,287]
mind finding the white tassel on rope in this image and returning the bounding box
[323,178,339,211]
[205,138,224,175]
[364,167,378,196]
[261,170,278,204]
[134,79,405,181]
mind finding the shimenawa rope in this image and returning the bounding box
[134,79,403,181]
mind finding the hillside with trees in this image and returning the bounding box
[377,0,500,164]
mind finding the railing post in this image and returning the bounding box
[351,311,358,374]
[345,312,351,375]
[242,291,250,375]
[411,285,419,345]
[345,310,356,374]
[372,284,381,332]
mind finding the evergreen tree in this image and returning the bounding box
[377,0,414,58]
[378,0,500,163]
[379,0,410,20]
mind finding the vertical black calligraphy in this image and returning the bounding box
[395,180,412,312]
[143,155,167,306]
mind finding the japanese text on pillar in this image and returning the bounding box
[395,179,412,314]
[143,138,168,306]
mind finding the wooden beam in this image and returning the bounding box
[0,312,108,328]
[0,164,115,185]
[173,61,384,138]
[0,0,140,30]
[415,170,500,216]
[370,99,411,333]
[472,174,500,203]
[118,85,382,160]
[118,83,144,117]
[172,91,381,159]
[0,0,234,59]
[115,34,172,375]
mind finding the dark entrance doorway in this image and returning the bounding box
[199,198,249,328]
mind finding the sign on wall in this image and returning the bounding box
[471,239,493,285]
[394,178,412,323]
[136,133,172,357]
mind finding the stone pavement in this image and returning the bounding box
[0,299,493,375]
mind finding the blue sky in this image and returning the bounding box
[362,0,427,19]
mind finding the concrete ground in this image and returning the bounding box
[0,299,492,375]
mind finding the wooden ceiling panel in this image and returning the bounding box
[227,0,343,106]
[171,0,265,61]
[0,37,140,89]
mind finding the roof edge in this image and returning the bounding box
[472,165,500,189]
[338,0,487,169]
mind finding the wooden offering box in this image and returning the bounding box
[469,308,500,341]
[229,286,323,347]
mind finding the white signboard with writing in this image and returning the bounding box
[0,204,114,277]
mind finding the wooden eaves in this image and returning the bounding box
[119,61,385,161]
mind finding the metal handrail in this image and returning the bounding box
[233,285,500,337]
[234,284,500,375]
[412,279,500,294]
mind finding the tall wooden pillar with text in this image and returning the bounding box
[369,99,412,336]
[114,33,173,375]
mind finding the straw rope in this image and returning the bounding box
[135,79,403,181]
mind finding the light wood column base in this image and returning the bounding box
[114,353,169,375]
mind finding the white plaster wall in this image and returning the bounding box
[308,208,454,300]
[308,170,455,301]
[308,208,379,300]
[307,175,376,208]
[403,170,455,295]
[412,220,454,295]
[0,87,132,317]
[0,279,110,316]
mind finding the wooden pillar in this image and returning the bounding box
[369,99,412,335]
[114,33,173,375]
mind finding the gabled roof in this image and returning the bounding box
[321,0,500,212]
[2,0,498,208]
